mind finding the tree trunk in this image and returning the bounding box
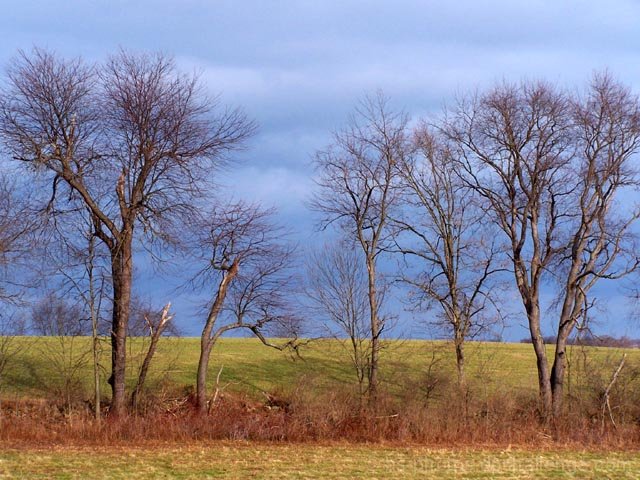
[551,297,578,419]
[550,275,582,420]
[87,238,101,422]
[108,237,133,416]
[196,261,238,414]
[366,256,380,406]
[196,338,215,414]
[454,334,466,389]
[550,334,568,419]
[527,302,552,417]
[92,332,101,421]
[350,337,366,401]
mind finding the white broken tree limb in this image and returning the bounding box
[601,353,626,433]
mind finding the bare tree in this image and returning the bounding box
[311,92,407,403]
[31,292,90,337]
[444,76,640,418]
[0,48,255,415]
[395,126,504,388]
[549,74,640,417]
[306,243,371,398]
[443,81,572,416]
[189,202,297,414]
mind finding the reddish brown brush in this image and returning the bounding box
[1,385,639,449]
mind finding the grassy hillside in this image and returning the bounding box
[1,336,637,403]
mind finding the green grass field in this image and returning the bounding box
[1,444,639,479]
[1,336,637,403]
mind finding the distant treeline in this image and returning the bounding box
[520,335,640,348]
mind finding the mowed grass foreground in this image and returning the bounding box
[2,336,638,401]
[0,444,639,479]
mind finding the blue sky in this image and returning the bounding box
[2,1,640,339]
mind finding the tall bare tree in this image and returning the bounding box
[395,126,504,388]
[444,76,640,418]
[549,74,640,417]
[189,202,297,414]
[311,92,407,403]
[0,48,255,414]
[443,81,572,416]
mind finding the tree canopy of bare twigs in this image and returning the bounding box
[0,48,256,415]
[0,176,39,304]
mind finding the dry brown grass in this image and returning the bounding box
[1,380,639,450]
